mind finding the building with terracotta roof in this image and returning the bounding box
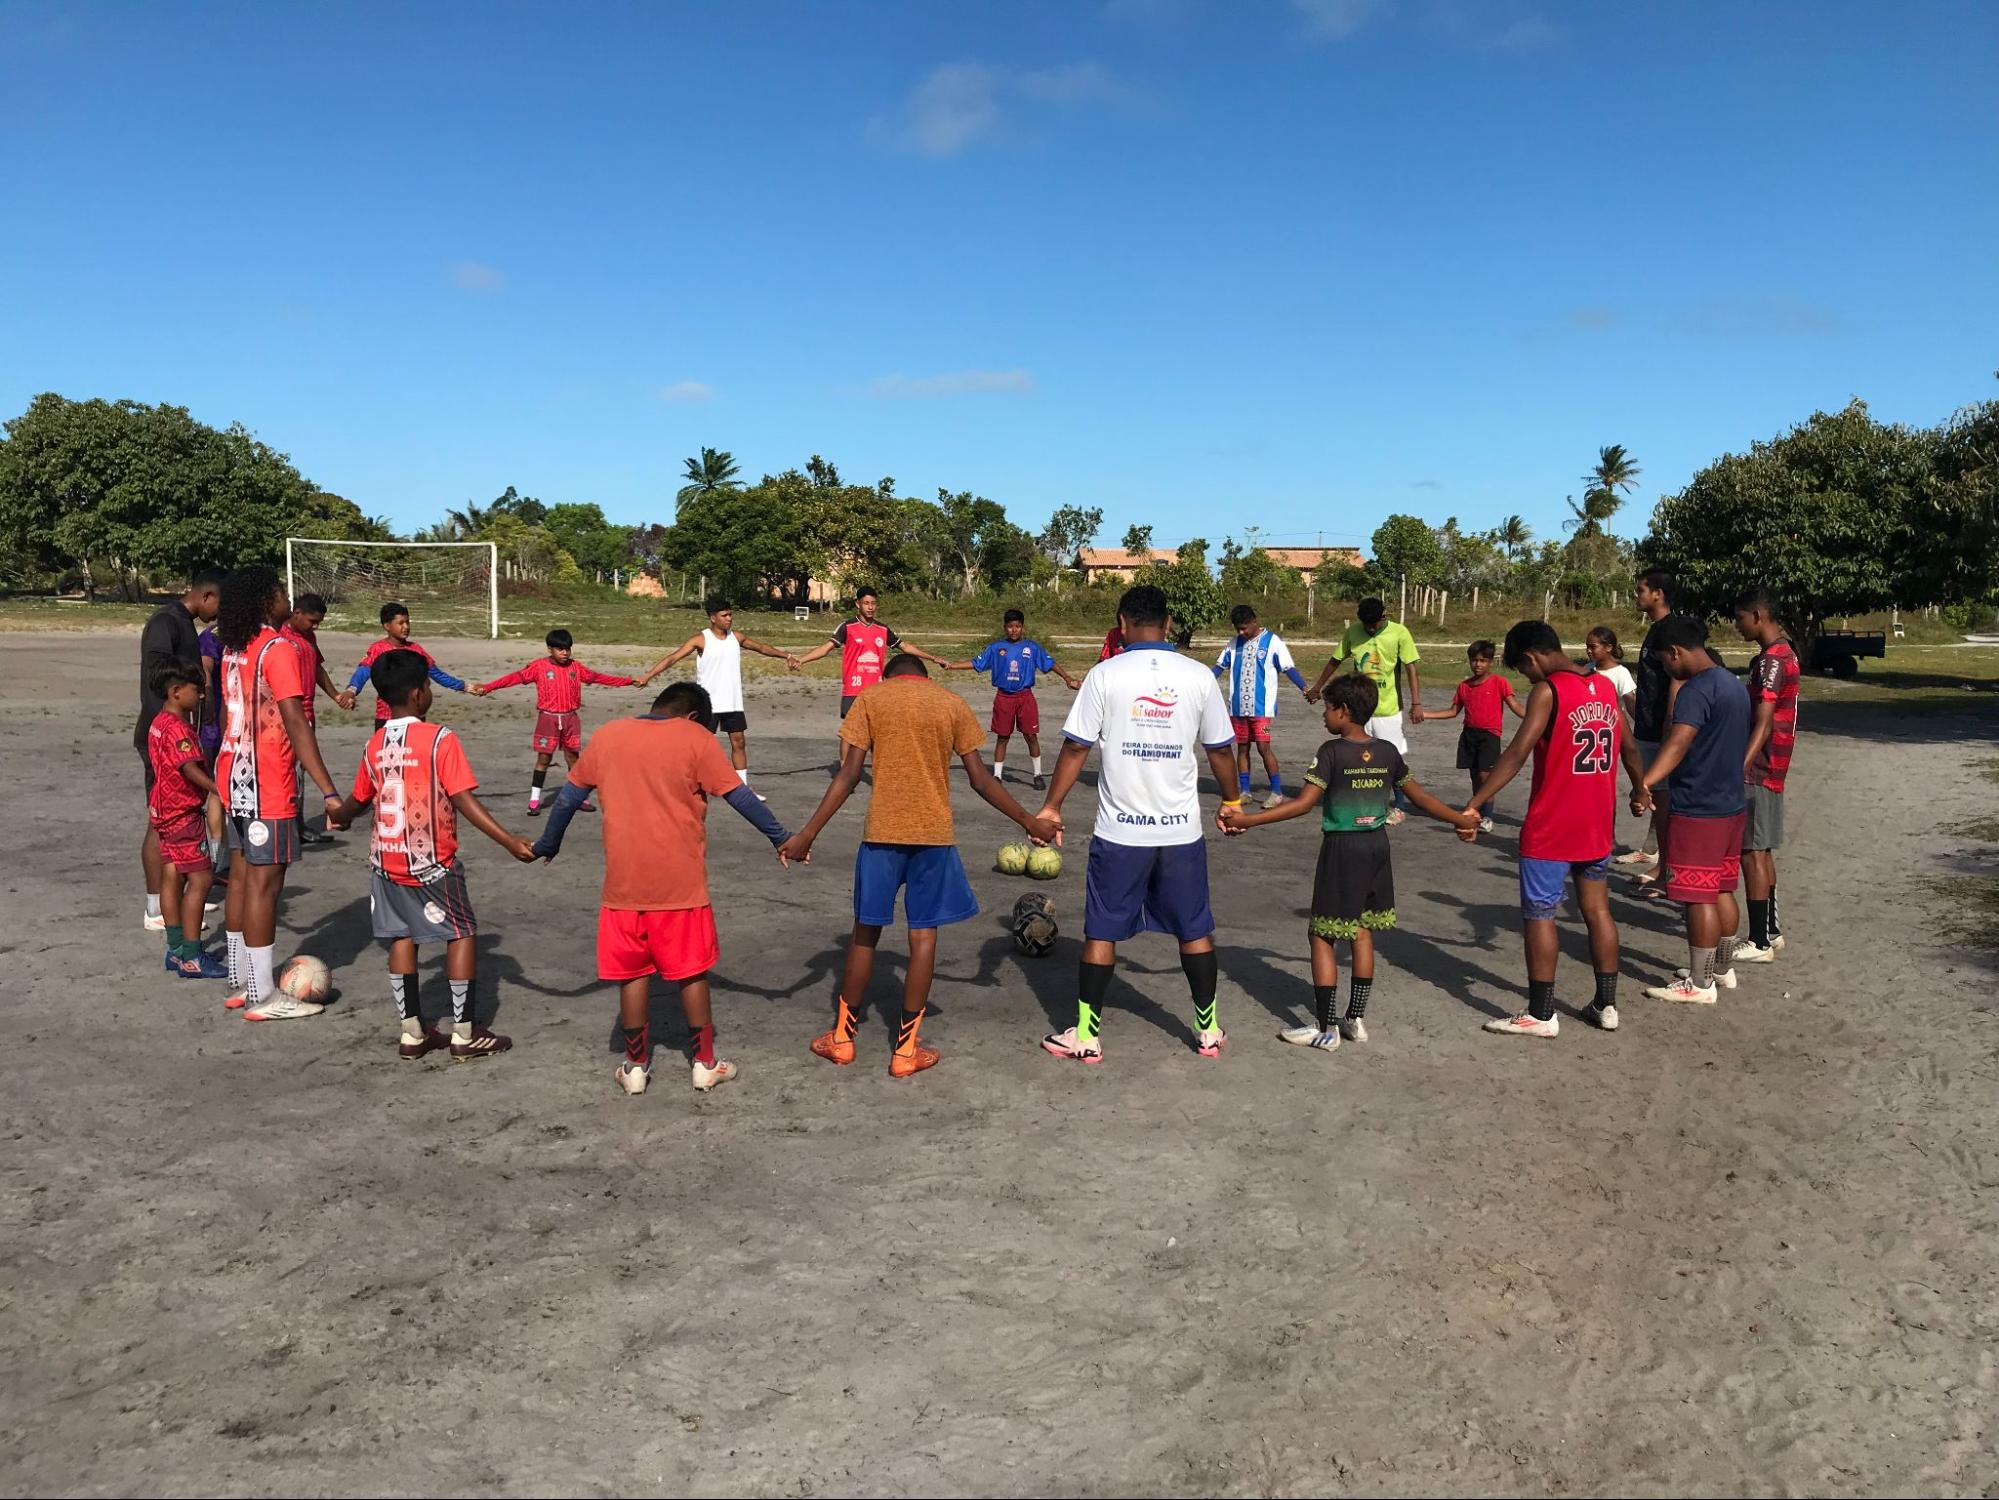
[1073,546,1181,584]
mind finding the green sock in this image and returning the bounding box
[165,922,184,951]
[180,937,204,959]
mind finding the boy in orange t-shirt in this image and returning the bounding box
[531,681,793,1097]
[778,655,1058,1079]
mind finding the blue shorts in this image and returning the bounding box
[1519,854,1611,921]
[853,842,979,930]
[1083,837,1215,943]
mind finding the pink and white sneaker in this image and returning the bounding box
[1041,1026,1103,1063]
[1195,1028,1227,1058]
[1483,1012,1559,1038]
[1645,977,1717,1005]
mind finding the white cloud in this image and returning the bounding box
[1290,0,1393,41]
[892,62,1132,157]
[656,380,714,404]
[448,260,505,294]
[866,369,1037,400]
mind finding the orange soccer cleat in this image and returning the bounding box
[889,1043,940,1079]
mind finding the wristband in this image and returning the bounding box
[1220,797,1244,807]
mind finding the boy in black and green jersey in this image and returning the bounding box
[1222,675,1477,1051]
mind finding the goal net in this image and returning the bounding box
[286,539,499,639]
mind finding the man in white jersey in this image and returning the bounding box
[641,597,798,799]
[1035,585,1241,1064]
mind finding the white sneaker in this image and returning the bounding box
[1483,1012,1558,1038]
[1677,965,1738,990]
[1479,818,1495,834]
[1339,1016,1368,1043]
[616,1061,650,1095]
[1260,790,1286,809]
[1770,934,1787,953]
[1279,1024,1340,1050]
[691,1057,737,1091]
[1585,1002,1620,1031]
[242,993,326,1021]
[204,895,222,911]
[143,910,166,932]
[1386,808,1407,826]
[1646,977,1717,1005]
[1613,849,1656,867]
[1041,1025,1103,1063]
[1733,941,1778,964]
[1195,1027,1227,1058]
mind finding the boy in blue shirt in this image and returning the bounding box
[1214,605,1311,808]
[946,610,1081,789]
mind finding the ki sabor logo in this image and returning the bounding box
[1128,690,1179,721]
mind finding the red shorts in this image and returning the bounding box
[158,821,211,875]
[597,906,720,982]
[1232,715,1272,745]
[991,689,1040,737]
[1662,811,1746,905]
[534,711,582,755]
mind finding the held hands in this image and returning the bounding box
[323,793,348,830]
[776,833,813,868]
[1027,807,1063,847]
[1629,786,1655,817]
[335,688,358,711]
[1303,685,1322,704]
[507,835,537,863]
[1453,806,1481,842]
[466,684,485,697]
[1218,801,1251,835]
[1408,705,1424,725]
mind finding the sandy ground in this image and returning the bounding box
[2,629,1995,1498]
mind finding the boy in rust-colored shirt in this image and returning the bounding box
[779,655,1057,1079]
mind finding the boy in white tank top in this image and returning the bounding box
[640,596,798,799]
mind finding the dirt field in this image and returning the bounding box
[2,629,1995,1498]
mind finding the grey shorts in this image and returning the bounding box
[226,813,301,867]
[1743,784,1785,851]
[370,864,477,944]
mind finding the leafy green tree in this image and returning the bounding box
[665,484,813,603]
[1367,513,1446,593]
[1037,503,1103,565]
[1122,522,1154,555]
[1134,557,1224,643]
[978,518,1040,592]
[677,447,743,504]
[1176,538,1209,567]
[936,488,1012,594]
[1917,391,1999,607]
[544,502,633,578]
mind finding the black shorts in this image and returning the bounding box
[1457,727,1502,773]
[839,696,858,720]
[1310,830,1396,940]
[138,743,156,793]
[713,710,748,735]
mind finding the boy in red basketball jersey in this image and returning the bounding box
[1732,587,1800,961]
[347,601,477,722]
[213,568,345,1021]
[475,628,643,815]
[327,649,536,1061]
[790,585,949,765]
[147,661,228,979]
[1465,621,1649,1038]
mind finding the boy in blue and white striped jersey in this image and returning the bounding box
[1214,604,1311,807]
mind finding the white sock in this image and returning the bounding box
[738,768,750,785]
[993,760,1006,782]
[528,783,541,804]
[249,944,276,1007]
[146,893,162,919]
[226,930,245,991]
[1031,754,1044,776]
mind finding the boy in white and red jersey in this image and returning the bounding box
[476,628,643,814]
[346,601,476,723]
[327,649,536,1061]
[789,585,950,766]
[1464,621,1649,1039]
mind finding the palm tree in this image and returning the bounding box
[678,448,743,505]
[1568,444,1641,536]
[443,501,492,539]
[1496,514,1533,559]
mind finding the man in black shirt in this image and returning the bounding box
[138,569,225,930]
[1623,568,1681,891]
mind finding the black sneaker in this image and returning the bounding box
[1033,774,1047,791]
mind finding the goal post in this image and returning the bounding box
[286,538,500,639]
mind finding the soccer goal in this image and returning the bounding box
[286,538,500,639]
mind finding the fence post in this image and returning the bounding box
[1439,590,1448,629]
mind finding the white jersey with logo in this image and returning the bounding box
[1061,641,1234,848]
[1214,628,1297,718]
[695,627,744,715]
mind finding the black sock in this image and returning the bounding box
[1313,984,1337,1030]
[1528,979,1557,1022]
[1593,971,1618,1010]
[532,767,548,793]
[393,970,419,1021]
[1749,899,1771,947]
[1345,975,1373,1021]
[623,1025,648,1066]
[1077,960,1115,1042]
[1181,949,1219,1033]
[1767,885,1781,937]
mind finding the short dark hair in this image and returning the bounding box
[379,601,408,626]
[294,593,327,616]
[704,595,731,616]
[1003,608,1025,626]
[1732,586,1777,616]
[1653,613,1710,653]
[1324,674,1378,723]
[1358,597,1386,624]
[1502,619,1563,669]
[1467,639,1495,660]
[652,680,713,726]
[545,628,573,651]
[1117,584,1169,629]
[1636,569,1674,602]
[150,658,205,699]
[370,648,430,707]
[1587,625,1624,660]
[1229,604,1258,628]
[855,585,878,603]
[189,568,227,593]
[883,653,928,679]
[1705,646,1727,668]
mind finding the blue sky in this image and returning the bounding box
[3,0,1994,554]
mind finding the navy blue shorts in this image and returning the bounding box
[1518,853,1611,921]
[1083,837,1215,943]
[853,842,978,930]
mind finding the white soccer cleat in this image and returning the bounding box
[1677,965,1738,990]
[242,993,326,1022]
[143,910,166,932]
[1613,849,1656,867]
[1733,941,1778,964]
[1280,1024,1340,1050]
[691,1058,737,1091]
[1585,1002,1620,1031]
[1646,977,1717,1005]
[1339,1016,1368,1043]
[1260,790,1287,809]
[1479,818,1495,834]
[1483,1012,1559,1038]
[616,1061,650,1095]
[1770,934,1787,952]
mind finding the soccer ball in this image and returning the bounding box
[279,954,331,1003]
[1012,893,1058,957]
[1025,846,1063,880]
[997,843,1031,876]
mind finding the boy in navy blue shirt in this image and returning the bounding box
[947,610,1081,789]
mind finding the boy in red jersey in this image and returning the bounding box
[1427,639,1523,831]
[789,586,949,765]
[147,661,229,980]
[282,593,357,845]
[1465,621,1649,1039]
[346,601,476,722]
[326,649,536,1061]
[531,681,794,1098]
[213,568,345,1021]
[1731,587,1799,961]
[475,628,644,815]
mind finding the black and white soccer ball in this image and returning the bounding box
[1011,892,1058,958]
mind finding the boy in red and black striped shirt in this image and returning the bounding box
[475,628,642,814]
[327,649,537,1062]
[1732,587,1801,959]
[147,662,228,980]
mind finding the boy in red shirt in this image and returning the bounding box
[1428,639,1523,831]
[531,681,793,1098]
[1732,587,1800,960]
[147,661,228,980]
[789,586,949,765]
[476,628,643,814]
[214,568,345,1021]
[327,649,536,1061]
[1464,622,1649,1039]
[346,601,476,723]
[282,593,358,846]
